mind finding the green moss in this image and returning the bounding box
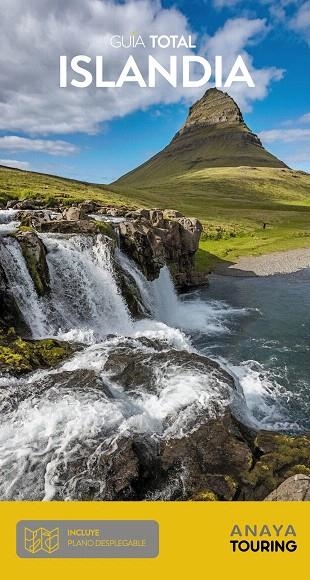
[224,475,238,494]
[13,232,50,297]
[0,347,24,366]
[192,490,218,501]
[93,220,115,239]
[240,432,310,498]
[16,225,33,233]
[23,250,46,296]
[0,330,75,374]
[285,465,310,478]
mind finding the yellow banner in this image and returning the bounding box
[0,501,308,579]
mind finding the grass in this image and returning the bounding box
[0,165,133,208]
[1,164,310,271]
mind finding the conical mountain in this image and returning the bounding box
[115,88,286,186]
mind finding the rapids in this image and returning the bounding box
[0,225,306,499]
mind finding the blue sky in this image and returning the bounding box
[0,0,310,183]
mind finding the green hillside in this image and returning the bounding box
[1,162,310,272]
[0,165,131,208]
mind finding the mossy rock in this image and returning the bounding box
[0,329,75,375]
[16,225,33,233]
[240,431,310,499]
[192,490,218,501]
[93,220,116,239]
[14,230,50,296]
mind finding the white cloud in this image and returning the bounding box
[299,112,310,123]
[0,0,284,134]
[259,128,310,142]
[290,1,310,43]
[202,18,284,111]
[0,159,30,170]
[0,136,78,155]
[284,149,310,163]
[0,0,198,135]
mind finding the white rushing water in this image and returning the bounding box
[0,237,48,337]
[42,234,133,341]
[0,230,290,500]
[0,209,20,234]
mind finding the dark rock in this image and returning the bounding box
[14,199,43,210]
[106,207,126,217]
[78,200,100,214]
[239,431,310,500]
[178,217,202,253]
[119,218,165,280]
[149,209,164,226]
[115,262,150,319]
[163,209,184,219]
[160,413,252,500]
[6,199,18,209]
[104,348,234,396]
[39,369,113,397]
[118,213,206,288]
[126,209,150,220]
[95,206,130,217]
[15,210,54,228]
[54,437,140,501]
[15,230,50,296]
[0,261,28,334]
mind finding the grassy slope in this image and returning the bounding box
[2,164,310,272]
[0,165,133,208]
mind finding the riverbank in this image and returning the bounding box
[213,248,310,277]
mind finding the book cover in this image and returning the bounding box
[0,0,309,578]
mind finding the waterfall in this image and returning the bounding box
[0,228,247,501]
[116,249,153,315]
[117,251,235,335]
[0,209,19,234]
[0,230,237,341]
[0,209,17,223]
[42,234,133,341]
[0,237,48,338]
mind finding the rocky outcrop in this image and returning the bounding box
[7,198,44,210]
[264,474,310,501]
[119,210,207,289]
[37,340,310,501]
[159,419,310,501]
[44,405,310,501]
[115,263,150,319]
[9,203,206,289]
[104,345,234,394]
[15,230,50,296]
